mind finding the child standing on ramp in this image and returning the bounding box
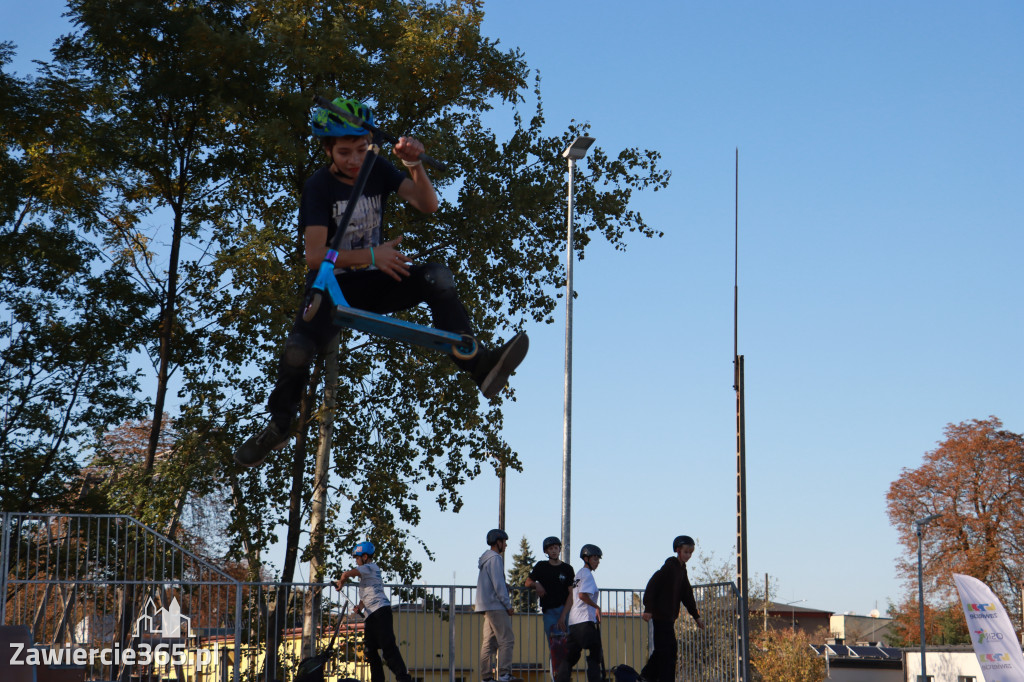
[639,535,705,682]
[335,541,413,682]
[236,97,528,466]
[525,536,575,681]
[555,544,604,682]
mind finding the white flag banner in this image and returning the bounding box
[954,573,1024,682]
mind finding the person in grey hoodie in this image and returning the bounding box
[476,529,518,682]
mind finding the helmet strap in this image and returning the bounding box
[331,164,357,181]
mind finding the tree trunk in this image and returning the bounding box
[304,337,339,652]
[146,205,184,472]
[263,361,320,680]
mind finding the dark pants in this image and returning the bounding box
[267,263,478,424]
[555,622,603,682]
[640,619,677,682]
[364,606,411,682]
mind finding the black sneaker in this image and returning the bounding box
[235,421,289,467]
[476,332,529,400]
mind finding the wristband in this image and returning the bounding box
[402,159,422,168]
[370,247,374,267]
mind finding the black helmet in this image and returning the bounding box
[486,529,509,546]
[673,535,696,551]
[579,544,603,559]
[542,536,561,550]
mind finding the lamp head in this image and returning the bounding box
[562,136,596,160]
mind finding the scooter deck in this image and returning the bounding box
[333,305,477,358]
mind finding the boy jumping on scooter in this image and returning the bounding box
[237,97,528,466]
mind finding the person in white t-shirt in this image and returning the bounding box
[335,541,412,682]
[554,544,604,682]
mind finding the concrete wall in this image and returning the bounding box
[826,667,903,682]
[189,609,652,682]
[904,650,984,681]
[829,615,893,645]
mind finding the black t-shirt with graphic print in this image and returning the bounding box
[298,158,406,272]
[529,560,576,612]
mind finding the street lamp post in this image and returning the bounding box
[915,513,941,682]
[559,135,595,564]
[498,459,506,531]
[783,599,806,631]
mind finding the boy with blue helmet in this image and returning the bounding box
[236,96,529,466]
[310,98,376,137]
[335,541,412,682]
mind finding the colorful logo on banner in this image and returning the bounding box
[968,602,998,614]
[954,573,1024,682]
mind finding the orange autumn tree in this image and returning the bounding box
[751,626,828,682]
[885,416,1024,641]
[884,596,969,647]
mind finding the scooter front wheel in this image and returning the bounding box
[452,334,479,361]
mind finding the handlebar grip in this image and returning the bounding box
[417,152,447,172]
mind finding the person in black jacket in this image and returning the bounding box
[640,535,705,682]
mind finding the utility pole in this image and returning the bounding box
[734,149,751,682]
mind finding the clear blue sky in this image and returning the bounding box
[6,1,1023,616]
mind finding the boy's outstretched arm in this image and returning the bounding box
[393,136,439,214]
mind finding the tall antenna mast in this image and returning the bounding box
[734,148,739,373]
[734,148,751,682]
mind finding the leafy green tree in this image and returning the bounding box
[0,43,27,227]
[1,45,149,514]
[20,0,669,627]
[0,223,147,513]
[508,536,538,613]
[53,0,268,479]
[192,0,671,604]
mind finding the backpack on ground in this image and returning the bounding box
[610,663,641,682]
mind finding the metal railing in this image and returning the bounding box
[1,513,243,681]
[2,513,738,682]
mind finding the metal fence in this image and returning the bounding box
[1,513,243,681]
[2,513,738,682]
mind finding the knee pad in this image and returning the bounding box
[421,263,456,295]
[282,333,316,368]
